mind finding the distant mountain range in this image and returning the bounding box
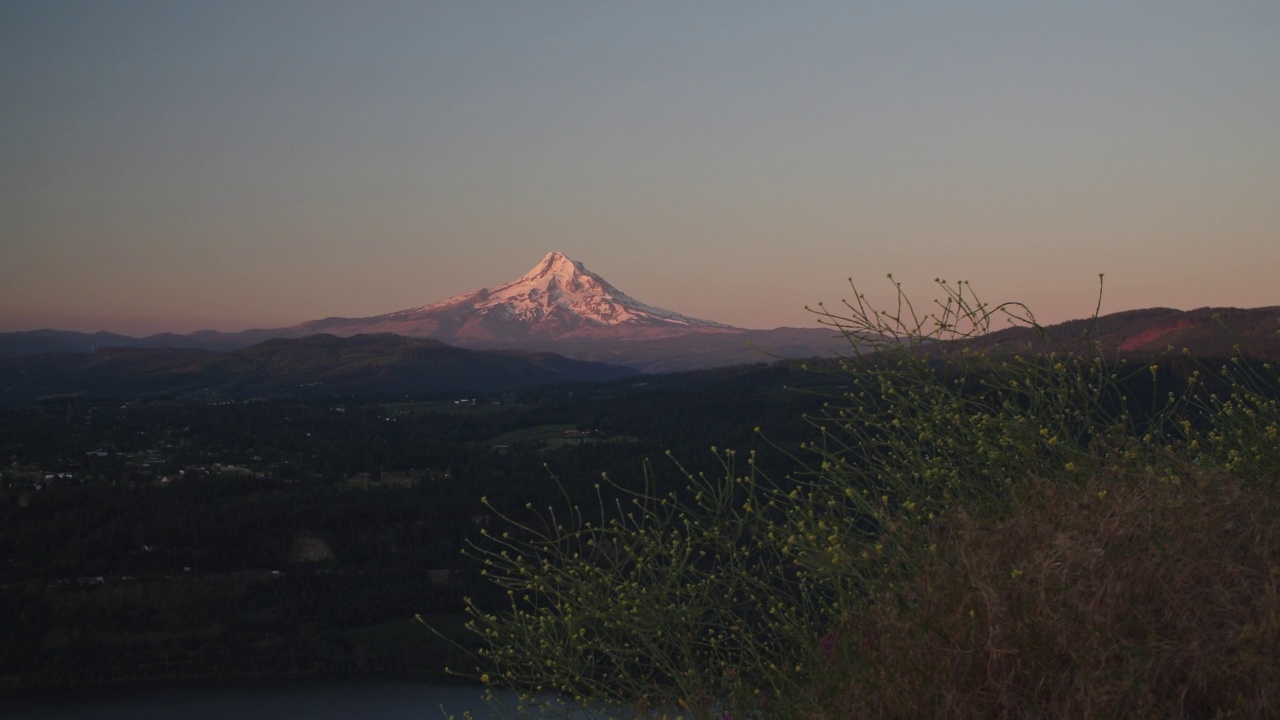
[1,253,1277,379]
[0,333,637,404]
[0,253,848,371]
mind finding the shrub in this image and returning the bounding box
[456,276,1280,719]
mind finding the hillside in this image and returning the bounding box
[0,334,637,403]
[964,305,1280,359]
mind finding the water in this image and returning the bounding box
[1,681,581,720]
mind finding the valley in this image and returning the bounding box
[0,362,834,695]
[2,253,1278,703]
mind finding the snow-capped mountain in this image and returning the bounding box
[0,252,850,372]
[411,251,734,337]
[287,252,740,343]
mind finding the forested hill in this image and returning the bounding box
[961,305,1280,359]
[0,333,637,404]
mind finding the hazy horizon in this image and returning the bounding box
[3,2,1278,336]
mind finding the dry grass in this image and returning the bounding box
[815,468,1280,719]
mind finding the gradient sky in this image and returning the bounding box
[2,1,1278,335]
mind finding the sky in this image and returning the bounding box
[2,1,1278,335]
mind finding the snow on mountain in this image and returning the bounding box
[379,251,739,341]
[0,252,852,370]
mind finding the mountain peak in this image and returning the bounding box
[405,252,737,340]
[517,251,593,286]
